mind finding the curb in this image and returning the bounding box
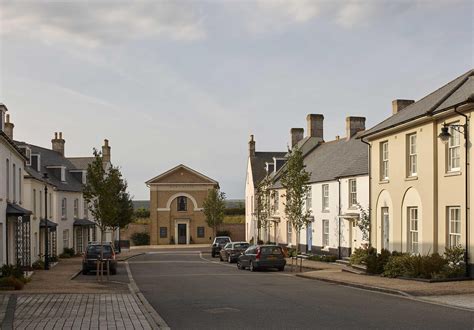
[118,253,146,262]
[69,269,82,281]
[125,256,170,329]
[295,273,411,297]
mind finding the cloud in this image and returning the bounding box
[0,1,206,47]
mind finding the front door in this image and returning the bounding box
[350,220,358,253]
[306,222,312,252]
[382,207,389,250]
[178,224,187,244]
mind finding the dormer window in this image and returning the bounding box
[31,154,41,172]
[82,170,87,184]
[61,167,66,182]
[19,146,32,166]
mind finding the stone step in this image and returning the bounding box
[335,259,350,266]
[342,266,366,275]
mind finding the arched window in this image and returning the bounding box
[177,196,187,212]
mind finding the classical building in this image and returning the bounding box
[269,115,369,257]
[146,164,219,245]
[361,69,474,276]
[0,104,31,268]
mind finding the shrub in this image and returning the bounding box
[224,208,245,216]
[383,254,410,278]
[49,255,59,263]
[0,276,24,290]
[130,232,150,246]
[59,247,75,258]
[32,260,45,270]
[0,264,24,279]
[366,248,391,274]
[350,247,368,265]
[308,254,338,263]
[216,230,231,237]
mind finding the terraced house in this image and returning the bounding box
[360,69,474,276]
[269,115,369,257]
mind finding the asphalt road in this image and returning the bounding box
[129,248,473,330]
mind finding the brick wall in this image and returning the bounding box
[218,224,245,241]
[120,223,149,245]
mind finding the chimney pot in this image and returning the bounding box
[392,99,414,115]
[346,116,366,140]
[335,135,340,140]
[290,128,304,147]
[249,135,256,157]
[306,114,324,140]
[52,131,65,156]
[102,138,111,166]
[4,114,14,139]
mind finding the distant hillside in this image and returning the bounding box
[132,199,244,210]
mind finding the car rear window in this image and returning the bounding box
[234,243,249,249]
[87,245,112,254]
[216,237,230,243]
[260,246,283,255]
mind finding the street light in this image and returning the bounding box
[438,116,470,278]
[43,173,49,270]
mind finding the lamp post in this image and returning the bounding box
[438,114,470,278]
[43,173,49,270]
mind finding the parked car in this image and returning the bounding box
[82,243,117,275]
[211,236,232,257]
[237,245,286,271]
[219,242,250,263]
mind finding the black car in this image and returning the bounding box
[219,242,250,263]
[82,243,117,275]
[237,245,286,271]
[211,236,232,257]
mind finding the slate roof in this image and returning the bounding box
[1,131,28,161]
[250,151,287,186]
[14,141,86,192]
[362,69,474,138]
[272,134,368,189]
[67,157,94,170]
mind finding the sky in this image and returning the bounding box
[0,0,473,200]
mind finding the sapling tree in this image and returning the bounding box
[281,145,311,255]
[83,149,133,278]
[355,203,370,243]
[255,173,272,241]
[203,188,226,238]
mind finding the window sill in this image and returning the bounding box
[348,206,358,210]
[405,176,418,181]
[379,180,390,184]
[445,171,462,177]
[321,209,330,213]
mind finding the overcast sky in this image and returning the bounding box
[0,0,472,200]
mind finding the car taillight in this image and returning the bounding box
[256,248,261,261]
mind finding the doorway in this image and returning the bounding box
[381,207,389,250]
[178,224,187,244]
[306,222,312,253]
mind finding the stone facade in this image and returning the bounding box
[146,165,218,245]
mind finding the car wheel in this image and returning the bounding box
[278,266,285,272]
[211,252,215,258]
[82,268,88,275]
[219,254,223,261]
[237,261,242,270]
[111,268,117,275]
[250,261,257,272]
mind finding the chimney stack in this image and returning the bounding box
[306,114,324,141]
[4,114,14,140]
[290,128,304,147]
[249,135,256,157]
[102,139,111,165]
[0,103,7,132]
[51,132,65,156]
[392,99,414,115]
[346,116,366,140]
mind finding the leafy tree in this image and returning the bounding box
[355,203,371,243]
[255,173,272,241]
[133,208,150,219]
[203,188,226,238]
[83,150,133,276]
[281,145,311,255]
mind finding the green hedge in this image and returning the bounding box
[131,232,150,246]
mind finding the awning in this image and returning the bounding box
[6,203,32,216]
[40,218,58,229]
[74,218,96,227]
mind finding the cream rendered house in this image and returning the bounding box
[361,69,474,276]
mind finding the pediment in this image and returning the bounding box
[146,164,218,185]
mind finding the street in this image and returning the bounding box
[128,249,474,330]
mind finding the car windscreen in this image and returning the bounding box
[260,246,283,255]
[234,243,249,249]
[87,245,112,254]
[216,238,230,244]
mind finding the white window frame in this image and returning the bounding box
[306,186,312,211]
[63,229,69,249]
[39,190,43,218]
[349,179,357,207]
[61,167,66,182]
[408,207,419,254]
[74,199,79,219]
[322,219,329,247]
[448,125,461,172]
[381,141,389,180]
[408,133,417,177]
[83,199,88,219]
[322,184,329,211]
[33,189,37,216]
[61,197,67,220]
[448,206,461,247]
[274,193,279,212]
[13,163,16,202]
[287,221,292,244]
